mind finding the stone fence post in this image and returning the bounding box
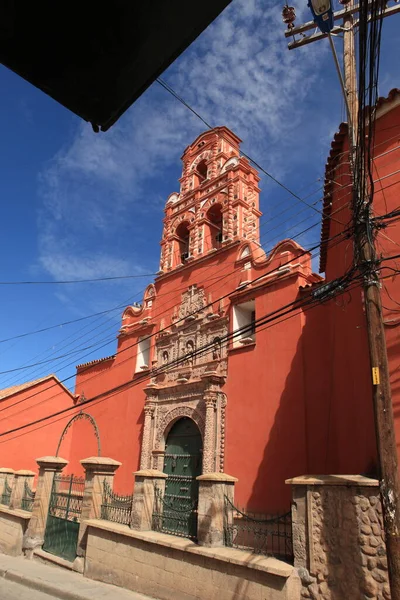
[130,469,167,531]
[23,456,68,558]
[286,474,390,600]
[76,457,121,564]
[0,468,15,501]
[10,470,35,510]
[196,472,237,547]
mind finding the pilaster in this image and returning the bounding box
[23,456,68,558]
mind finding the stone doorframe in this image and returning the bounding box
[139,373,226,475]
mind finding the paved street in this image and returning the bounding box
[0,554,152,600]
[1,579,54,599]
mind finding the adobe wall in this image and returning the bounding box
[84,520,301,600]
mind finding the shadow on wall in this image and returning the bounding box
[247,290,377,514]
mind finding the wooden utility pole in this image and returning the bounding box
[283,2,400,597]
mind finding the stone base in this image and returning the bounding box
[84,519,300,600]
[0,506,31,557]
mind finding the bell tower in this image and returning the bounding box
[159,126,261,272]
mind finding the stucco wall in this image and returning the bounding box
[84,520,301,600]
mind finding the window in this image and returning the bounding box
[232,300,256,347]
[135,336,151,372]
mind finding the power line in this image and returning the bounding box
[0,228,354,423]
[0,262,362,439]
[156,77,344,224]
[0,273,157,285]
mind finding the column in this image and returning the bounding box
[76,457,121,561]
[196,472,237,547]
[130,469,167,531]
[23,456,68,558]
[140,403,155,470]
[0,467,15,500]
[202,395,217,473]
[286,474,389,599]
[10,470,35,510]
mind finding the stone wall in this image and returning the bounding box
[0,506,31,556]
[84,519,301,600]
[287,475,390,600]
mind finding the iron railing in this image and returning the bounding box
[224,495,293,562]
[1,477,12,506]
[21,479,36,511]
[49,474,85,521]
[152,486,198,541]
[100,480,133,526]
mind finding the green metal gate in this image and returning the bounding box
[43,474,84,562]
[157,418,202,540]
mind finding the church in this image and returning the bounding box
[2,93,400,525]
[64,126,324,514]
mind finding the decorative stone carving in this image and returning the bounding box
[179,285,206,319]
[155,405,205,449]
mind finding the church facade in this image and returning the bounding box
[66,126,322,512]
[2,93,400,523]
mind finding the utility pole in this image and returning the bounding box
[282,1,400,598]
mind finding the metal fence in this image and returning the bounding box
[100,479,133,526]
[1,477,12,506]
[21,479,36,511]
[152,486,198,541]
[223,495,293,562]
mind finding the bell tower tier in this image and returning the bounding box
[159,126,261,273]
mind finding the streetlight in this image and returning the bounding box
[308,0,334,33]
[307,0,354,133]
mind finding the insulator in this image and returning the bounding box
[282,5,296,29]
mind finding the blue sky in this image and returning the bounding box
[0,0,399,394]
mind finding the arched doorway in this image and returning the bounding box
[162,417,202,539]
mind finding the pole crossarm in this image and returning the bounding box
[287,3,400,50]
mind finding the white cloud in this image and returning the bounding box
[36,0,337,302]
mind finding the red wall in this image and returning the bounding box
[68,242,317,509]
[0,378,75,477]
[19,103,399,514]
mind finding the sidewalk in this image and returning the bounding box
[0,553,154,600]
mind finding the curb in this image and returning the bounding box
[0,567,88,600]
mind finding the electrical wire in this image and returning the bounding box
[0,262,364,439]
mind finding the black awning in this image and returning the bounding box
[0,1,231,131]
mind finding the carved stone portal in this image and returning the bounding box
[139,285,228,475]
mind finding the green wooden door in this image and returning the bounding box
[162,418,202,539]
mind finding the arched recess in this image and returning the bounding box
[143,284,156,309]
[56,411,101,457]
[204,203,223,251]
[175,220,191,264]
[155,406,205,451]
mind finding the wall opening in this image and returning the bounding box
[232,300,256,347]
[135,336,151,372]
[175,221,190,264]
[195,159,208,185]
[205,203,223,251]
